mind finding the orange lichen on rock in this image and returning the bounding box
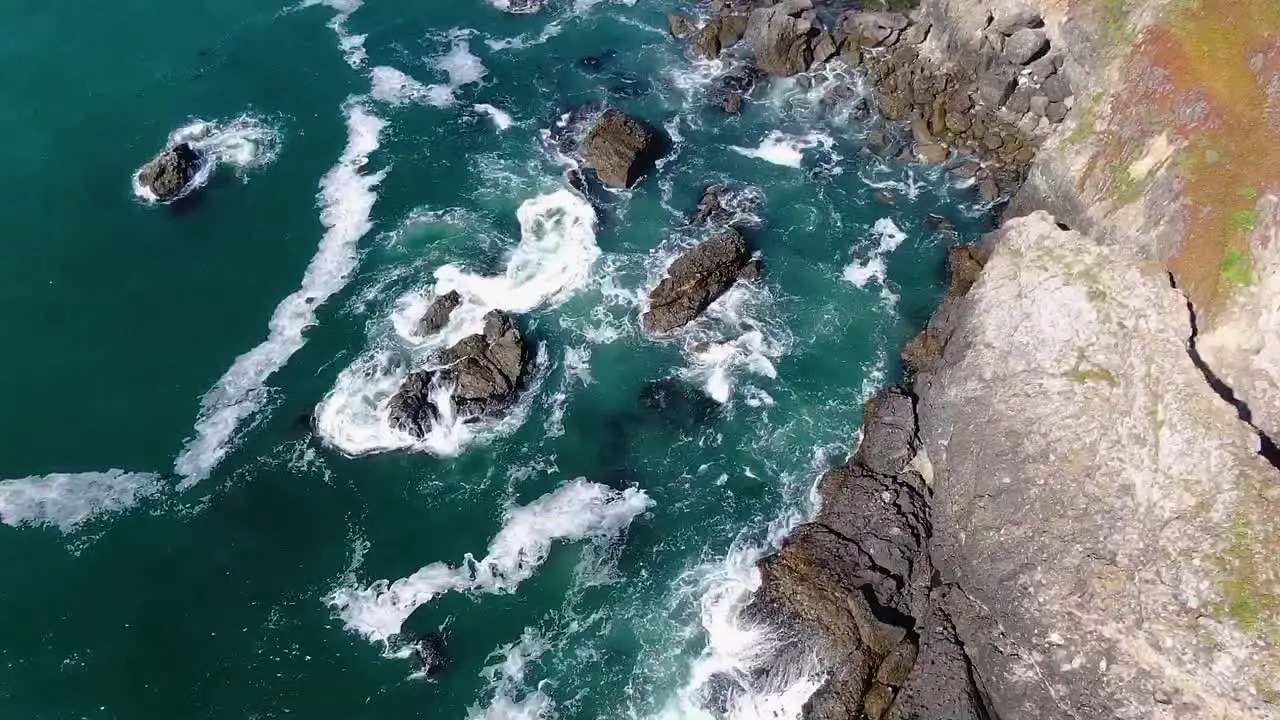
[1092,0,1280,312]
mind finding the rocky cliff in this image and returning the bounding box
[752,0,1280,717]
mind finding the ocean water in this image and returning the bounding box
[0,1,991,718]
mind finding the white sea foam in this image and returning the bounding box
[369,66,437,105]
[485,20,565,52]
[842,217,908,289]
[299,0,367,67]
[328,479,652,645]
[474,104,515,130]
[544,345,592,438]
[315,189,599,457]
[729,131,834,169]
[470,630,556,720]
[131,115,281,203]
[0,470,164,532]
[423,34,489,107]
[174,102,387,485]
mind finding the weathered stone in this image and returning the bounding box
[992,8,1044,35]
[642,229,754,333]
[917,143,949,164]
[1003,28,1050,65]
[840,11,909,47]
[901,19,931,46]
[811,31,838,66]
[1045,101,1068,123]
[138,142,202,201]
[1041,74,1071,103]
[1028,93,1051,117]
[417,290,462,336]
[581,109,662,188]
[746,0,819,76]
[722,92,743,114]
[977,71,1016,107]
[1005,85,1032,115]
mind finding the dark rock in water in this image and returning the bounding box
[925,213,957,238]
[445,311,532,417]
[293,411,316,433]
[417,290,462,336]
[387,311,533,438]
[545,103,603,159]
[581,109,662,188]
[689,185,760,229]
[722,92,743,114]
[411,633,448,676]
[388,370,443,439]
[577,50,616,73]
[642,229,754,333]
[639,378,721,426]
[138,142,202,201]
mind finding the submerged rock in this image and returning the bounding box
[411,633,448,676]
[581,109,662,189]
[417,290,462,336]
[138,142,202,201]
[387,311,533,438]
[642,229,754,333]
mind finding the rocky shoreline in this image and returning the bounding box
[678,0,1280,718]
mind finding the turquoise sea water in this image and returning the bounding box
[0,1,990,717]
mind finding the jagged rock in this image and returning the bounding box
[977,70,1016,106]
[1003,28,1049,65]
[1041,74,1071,103]
[581,109,661,188]
[642,230,754,333]
[1005,85,1032,115]
[411,633,448,676]
[811,31,838,67]
[1028,93,1050,117]
[901,19,931,46]
[722,92,743,113]
[840,11,910,47]
[387,311,532,437]
[916,143,949,163]
[138,142,202,201]
[417,290,462,335]
[745,0,821,76]
[669,13,696,38]
[991,8,1044,35]
[693,15,748,58]
[689,184,760,229]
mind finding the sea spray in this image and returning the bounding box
[175,101,387,485]
[328,479,652,645]
[0,470,164,532]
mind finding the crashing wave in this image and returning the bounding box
[0,470,164,532]
[327,478,652,645]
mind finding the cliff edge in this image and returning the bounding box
[752,0,1280,717]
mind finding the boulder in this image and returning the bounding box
[991,8,1044,35]
[387,311,533,437]
[839,11,910,47]
[581,109,662,188]
[1040,74,1071,103]
[417,290,462,336]
[977,70,1016,107]
[138,142,202,201]
[722,92,743,113]
[1002,28,1049,65]
[642,230,754,333]
[745,0,821,77]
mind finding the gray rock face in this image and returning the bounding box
[1002,27,1049,65]
[745,0,821,77]
[642,230,754,333]
[417,290,462,336]
[387,311,533,437]
[138,142,202,201]
[914,213,1280,719]
[668,13,696,38]
[581,110,662,188]
[840,11,910,47]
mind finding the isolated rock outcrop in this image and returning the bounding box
[417,290,462,336]
[388,311,533,437]
[581,109,662,188]
[138,142,202,201]
[642,230,756,333]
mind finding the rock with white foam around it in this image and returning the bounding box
[642,229,756,333]
[387,311,533,438]
[138,142,202,201]
[581,109,662,188]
